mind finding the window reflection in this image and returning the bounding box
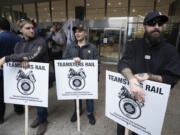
[130,0,153,18]
[156,0,173,16]
[12,5,22,21]
[52,0,66,22]
[107,0,128,17]
[86,0,104,20]
[38,2,50,22]
[68,0,84,19]
[24,3,36,21]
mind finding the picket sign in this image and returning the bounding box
[54,60,98,131]
[106,70,171,135]
[3,62,49,135]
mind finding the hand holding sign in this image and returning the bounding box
[129,78,146,102]
[21,61,29,69]
[0,57,5,68]
[73,57,81,63]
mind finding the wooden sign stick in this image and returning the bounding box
[125,128,129,135]
[76,99,80,131]
[25,105,29,135]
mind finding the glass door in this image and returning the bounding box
[88,28,104,55]
[102,29,119,59]
[88,27,126,63]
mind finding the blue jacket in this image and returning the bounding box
[0,31,21,76]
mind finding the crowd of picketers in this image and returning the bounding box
[1,9,180,135]
[0,16,98,135]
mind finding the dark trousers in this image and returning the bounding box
[0,77,24,120]
[0,77,5,120]
[74,99,94,114]
[117,124,138,135]
[37,107,48,124]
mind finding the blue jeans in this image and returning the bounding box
[74,99,94,114]
[36,107,48,124]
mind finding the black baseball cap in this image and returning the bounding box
[73,21,87,32]
[143,10,168,25]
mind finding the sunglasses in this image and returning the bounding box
[20,18,25,22]
[19,18,31,22]
[25,27,34,30]
[146,20,164,27]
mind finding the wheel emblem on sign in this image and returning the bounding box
[118,86,144,119]
[68,68,86,90]
[16,70,36,95]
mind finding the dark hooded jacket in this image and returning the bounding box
[5,37,48,63]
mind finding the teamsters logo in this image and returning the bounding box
[16,70,36,95]
[68,68,86,90]
[118,86,144,119]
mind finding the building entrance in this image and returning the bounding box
[89,25,126,63]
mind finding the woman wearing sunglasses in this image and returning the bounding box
[0,18,49,135]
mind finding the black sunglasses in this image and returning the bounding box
[146,20,164,27]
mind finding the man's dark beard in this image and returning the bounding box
[144,30,163,47]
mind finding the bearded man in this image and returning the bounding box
[117,10,180,135]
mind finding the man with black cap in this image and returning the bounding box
[117,10,180,135]
[63,21,99,125]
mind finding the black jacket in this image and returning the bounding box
[62,42,99,60]
[62,42,100,74]
[118,38,180,87]
[5,37,48,63]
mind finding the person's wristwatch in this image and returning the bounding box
[147,73,152,80]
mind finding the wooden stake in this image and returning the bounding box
[25,105,29,135]
[125,128,129,135]
[76,99,80,131]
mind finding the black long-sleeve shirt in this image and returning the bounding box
[118,38,180,87]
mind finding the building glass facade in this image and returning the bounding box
[86,0,105,20]
[52,0,66,22]
[24,3,36,21]
[107,0,128,17]
[68,0,84,20]
[38,2,50,22]
[0,0,179,61]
